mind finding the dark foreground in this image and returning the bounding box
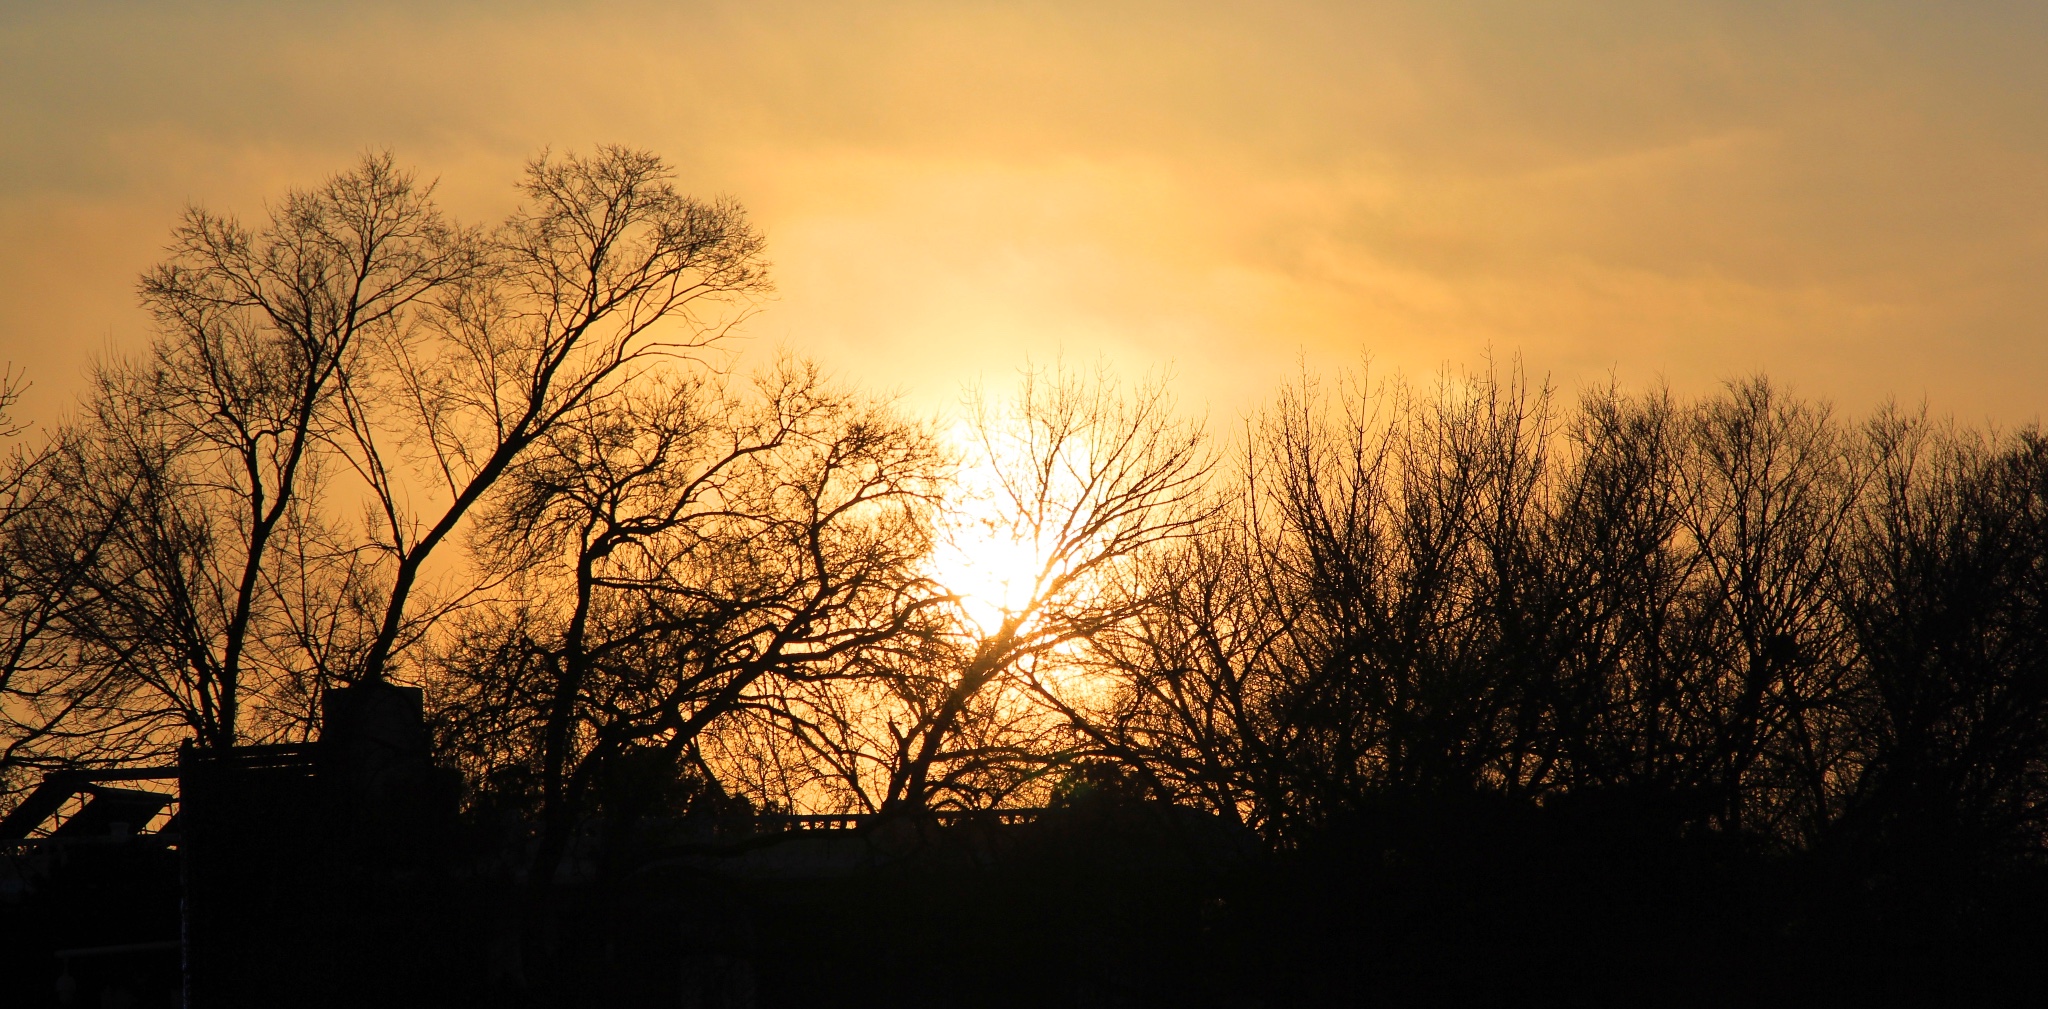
[6,789,2046,1008]
[5,688,2042,1007]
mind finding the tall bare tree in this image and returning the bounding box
[342,146,770,688]
[35,156,474,749]
[2,146,766,777]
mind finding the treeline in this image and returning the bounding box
[2,150,2046,890]
[1107,372,2048,870]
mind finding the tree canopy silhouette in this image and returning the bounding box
[4,152,2047,905]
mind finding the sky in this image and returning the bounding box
[3,0,2046,429]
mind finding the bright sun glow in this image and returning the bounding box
[927,521,1048,638]
[924,423,1074,638]
[926,446,1049,636]
[925,506,1109,700]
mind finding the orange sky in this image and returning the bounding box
[3,0,2046,428]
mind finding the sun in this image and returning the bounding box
[926,501,1051,638]
[923,424,1069,638]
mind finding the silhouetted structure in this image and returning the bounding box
[1,768,181,1007]
[2,685,462,1008]
[179,683,460,1008]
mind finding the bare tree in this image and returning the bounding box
[0,371,132,797]
[434,358,945,880]
[1085,363,1562,838]
[342,146,770,688]
[1834,414,2048,870]
[25,157,473,751]
[882,363,1214,811]
[1509,382,1698,801]
[1674,378,1865,840]
[1,146,766,785]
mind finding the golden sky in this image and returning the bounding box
[3,0,2046,426]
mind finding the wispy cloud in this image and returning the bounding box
[3,0,2045,424]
